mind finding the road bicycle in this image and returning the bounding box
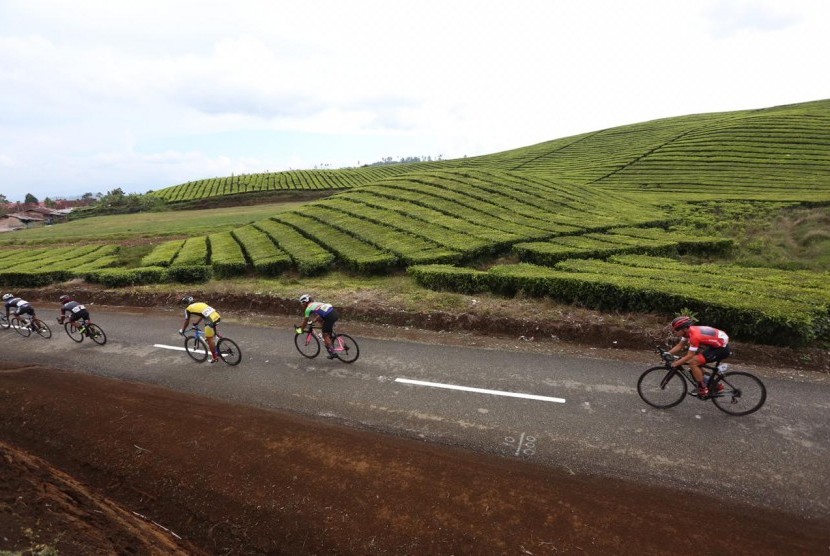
[637,347,766,416]
[294,323,359,363]
[9,315,52,339]
[183,324,242,366]
[60,317,107,345]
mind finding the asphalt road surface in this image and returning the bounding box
[5,305,829,520]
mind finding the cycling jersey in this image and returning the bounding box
[62,301,89,322]
[185,302,221,324]
[686,325,729,352]
[4,297,21,309]
[304,302,335,319]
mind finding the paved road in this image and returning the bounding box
[5,305,829,519]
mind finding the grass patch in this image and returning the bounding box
[0,201,308,246]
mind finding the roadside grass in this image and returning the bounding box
[674,204,830,271]
[0,201,307,247]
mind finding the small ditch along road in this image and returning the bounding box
[1,305,828,554]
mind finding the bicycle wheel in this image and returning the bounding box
[333,333,360,363]
[87,323,107,345]
[0,315,9,329]
[11,317,31,337]
[294,332,320,358]
[217,337,242,366]
[184,335,209,362]
[637,366,687,409]
[65,322,85,342]
[711,371,767,416]
[33,318,52,339]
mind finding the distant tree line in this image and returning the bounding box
[362,155,443,167]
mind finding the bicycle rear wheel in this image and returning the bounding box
[33,318,52,339]
[217,337,242,366]
[294,332,320,358]
[11,317,31,337]
[65,322,85,342]
[87,323,107,345]
[711,371,766,416]
[333,333,359,363]
[184,336,209,362]
[637,366,687,408]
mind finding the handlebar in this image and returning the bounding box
[656,346,679,367]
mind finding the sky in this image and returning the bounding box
[1,0,828,203]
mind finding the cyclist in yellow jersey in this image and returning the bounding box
[179,295,222,363]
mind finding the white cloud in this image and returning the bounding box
[0,0,829,201]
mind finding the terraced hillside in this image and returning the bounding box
[4,99,829,346]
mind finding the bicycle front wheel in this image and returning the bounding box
[333,333,360,363]
[711,371,766,416]
[65,322,85,342]
[217,337,242,366]
[0,315,9,329]
[637,366,687,409]
[184,336,209,362]
[87,323,107,345]
[33,318,52,339]
[11,317,31,337]
[294,332,320,358]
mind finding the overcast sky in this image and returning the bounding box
[1,0,828,202]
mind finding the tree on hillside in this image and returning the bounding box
[24,193,39,205]
[44,197,57,208]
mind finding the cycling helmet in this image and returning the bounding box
[671,315,694,330]
[2,293,12,301]
[181,295,194,305]
[299,294,311,304]
[59,294,72,303]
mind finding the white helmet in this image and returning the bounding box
[299,294,311,304]
[2,293,12,301]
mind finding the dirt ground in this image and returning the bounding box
[2,361,829,555]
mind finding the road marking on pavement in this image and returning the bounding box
[153,343,190,352]
[395,378,566,404]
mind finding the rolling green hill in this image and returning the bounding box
[3,99,829,346]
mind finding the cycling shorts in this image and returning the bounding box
[321,310,338,335]
[68,309,90,323]
[15,305,34,317]
[695,344,731,364]
[204,318,220,338]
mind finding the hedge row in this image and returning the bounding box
[231,225,292,276]
[407,261,828,347]
[514,230,733,266]
[208,232,248,277]
[171,236,208,266]
[272,212,397,273]
[82,265,212,287]
[253,218,335,276]
[141,239,185,267]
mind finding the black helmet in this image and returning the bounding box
[181,295,194,305]
[671,315,694,330]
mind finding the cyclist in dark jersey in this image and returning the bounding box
[58,294,91,328]
[3,293,36,328]
[668,315,731,397]
[299,294,339,359]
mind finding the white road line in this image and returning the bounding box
[394,378,566,404]
[153,343,191,352]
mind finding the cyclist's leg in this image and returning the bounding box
[322,313,338,351]
[205,322,219,359]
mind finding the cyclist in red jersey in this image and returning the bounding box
[667,315,732,397]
